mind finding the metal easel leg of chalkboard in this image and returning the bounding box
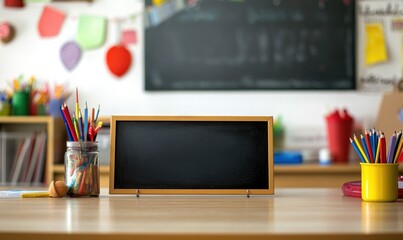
[246,190,250,198]
[136,189,140,198]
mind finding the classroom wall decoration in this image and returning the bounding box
[121,30,136,45]
[1,2,139,77]
[38,6,65,37]
[0,21,16,44]
[144,0,356,90]
[76,15,107,50]
[358,0,403,91]
[106,45,132,77]
[60,41,82,71]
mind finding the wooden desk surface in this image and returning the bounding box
[0,188,402,240]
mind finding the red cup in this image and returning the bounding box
[326,109,354,163]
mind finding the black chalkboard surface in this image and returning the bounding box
[145,0,355,90]
[109,116,274,195]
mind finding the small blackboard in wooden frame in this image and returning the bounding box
[109,116,274,195]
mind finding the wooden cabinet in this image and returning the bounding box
[0,116,66,186]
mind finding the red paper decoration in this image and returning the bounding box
[38,6,65,37]
[106,45,132,77]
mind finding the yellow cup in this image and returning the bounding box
[361,163,399,202]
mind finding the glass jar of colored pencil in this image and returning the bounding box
[64,141,99,197]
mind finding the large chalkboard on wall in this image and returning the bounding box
[145,0,355,90]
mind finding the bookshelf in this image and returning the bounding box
[0,116,66,186]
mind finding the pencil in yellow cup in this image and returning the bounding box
[354,134,369,163]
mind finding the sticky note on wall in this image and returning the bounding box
[365,22,388,66]
[38,6,65,37]
[76,15,107,50]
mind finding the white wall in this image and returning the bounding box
[0,0,398,150]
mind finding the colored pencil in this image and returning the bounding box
[62,104,78,141]
[354,134,369,163]
[60,106,73,141]
[78,110,84,141]
[371,129,376,162]
[392,130,402,162]
[380,133,386,164]
[350,138,366,163]
[375,134,381,163]
[75,87,80,123]
[94,104,100,124]
[387,132,396,163]
[361,134,371,163]
[84,102,88,141]
[365,130,374,163]
[72,114,80,140]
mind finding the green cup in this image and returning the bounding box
[12,91,30,116]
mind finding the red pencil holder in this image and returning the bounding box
[326,109,354,163]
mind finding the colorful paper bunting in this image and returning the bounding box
[60,41,82,71]
[76,15,107,50]
[122,30,137,45]
[106,45,132,77]
[38,6,65,37]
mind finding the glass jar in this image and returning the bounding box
[64,141,99,197]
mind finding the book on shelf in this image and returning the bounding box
[10,136,32,185]
[4,131,47,186]
[25,131,46,184]
[32,131,47,185]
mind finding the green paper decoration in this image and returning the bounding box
[76,15,107,50]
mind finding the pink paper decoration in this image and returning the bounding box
[38,6,65,37]
[106,45,132,77]
[60,41,82,71]
[122,30,137,45]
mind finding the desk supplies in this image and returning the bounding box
[350,130,400,202]
[60,88,102,143]
[110,116,274,196]
[65,141,99,197]
[60,88,101,197]
[0,180,68,198]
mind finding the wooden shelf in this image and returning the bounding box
[275,163,403,188]
[275,163,362,173]
[54,162,403,189]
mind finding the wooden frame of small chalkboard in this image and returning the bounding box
[109,116,274,196]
